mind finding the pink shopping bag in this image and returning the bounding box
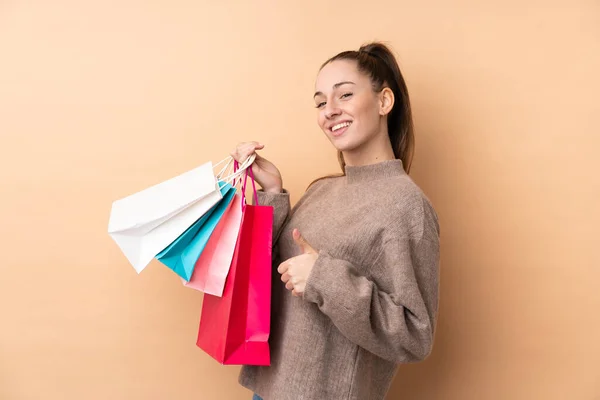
[183,192,243,296]
[196,165,273,365]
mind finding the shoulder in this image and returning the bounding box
[295,173,343,205]
[288,174,341,213]
[372,174,440,242]
[305,174,342,194]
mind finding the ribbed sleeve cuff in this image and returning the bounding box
[256,189,291,237]
[303,251,340,305]
[256,189,290,207]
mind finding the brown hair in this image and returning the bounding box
[310,42,415,187]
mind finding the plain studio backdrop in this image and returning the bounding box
[1,1,599,399]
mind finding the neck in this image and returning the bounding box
[342,129,395,167]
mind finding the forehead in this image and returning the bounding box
[315,59,368,92]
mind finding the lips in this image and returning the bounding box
[328,121,352,137]
[331,121,352,132]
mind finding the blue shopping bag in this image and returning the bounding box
[156,182,236,281]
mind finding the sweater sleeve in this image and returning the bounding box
[256,189,291,240]
[302,234,440,364]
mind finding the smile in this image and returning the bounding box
[331,121,352,132]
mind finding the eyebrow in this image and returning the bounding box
[313,81,356,98]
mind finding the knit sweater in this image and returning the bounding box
[238,159,440,400]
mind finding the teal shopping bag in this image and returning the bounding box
[156,182,236,281]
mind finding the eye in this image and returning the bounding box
[341,92,353,99]
[315,101,326,109]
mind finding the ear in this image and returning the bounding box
[378,87,395,116]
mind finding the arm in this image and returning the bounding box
[256,189,291,242]
[303,235,440,364]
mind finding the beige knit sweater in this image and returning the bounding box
[239,160,440,400]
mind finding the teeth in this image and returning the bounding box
[332,122,351,132]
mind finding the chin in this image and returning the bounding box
[328,135,361,153]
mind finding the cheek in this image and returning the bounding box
[356,100,380,127]
[317,112,327,130]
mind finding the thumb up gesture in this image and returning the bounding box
[277,229,318,297]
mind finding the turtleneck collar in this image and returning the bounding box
[344,159,406,184]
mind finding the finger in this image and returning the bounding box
[292,229,314,254]
[277,261,288,275]
[231,142,263,162]
[245,143,264,162]
[292,289,300,297]
[281,273,290,283]
[285,281,294,291]
[241,141,263,153]
[230,149,248,163]
[236,144,254,163]
[230,143,247,161]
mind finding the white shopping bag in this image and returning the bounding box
[107,155,254,273]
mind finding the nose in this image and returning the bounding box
[324,103,341,119]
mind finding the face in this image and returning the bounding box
[314,59,392,153]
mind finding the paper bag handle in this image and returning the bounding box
[218,154,256,187]
[234,160,258,207]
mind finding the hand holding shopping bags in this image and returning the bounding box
[107,153,273,366]
[107,155,254,274]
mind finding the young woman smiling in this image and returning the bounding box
[232,42,440,400]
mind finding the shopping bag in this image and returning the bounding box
[108,162,222,273]
[107,155,255,273]
[196,165,273,366]
[183,191,243,296]
[156,182,237,281]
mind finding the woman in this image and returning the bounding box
[232,42,440,400]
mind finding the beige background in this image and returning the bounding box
[1,1,599,399]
